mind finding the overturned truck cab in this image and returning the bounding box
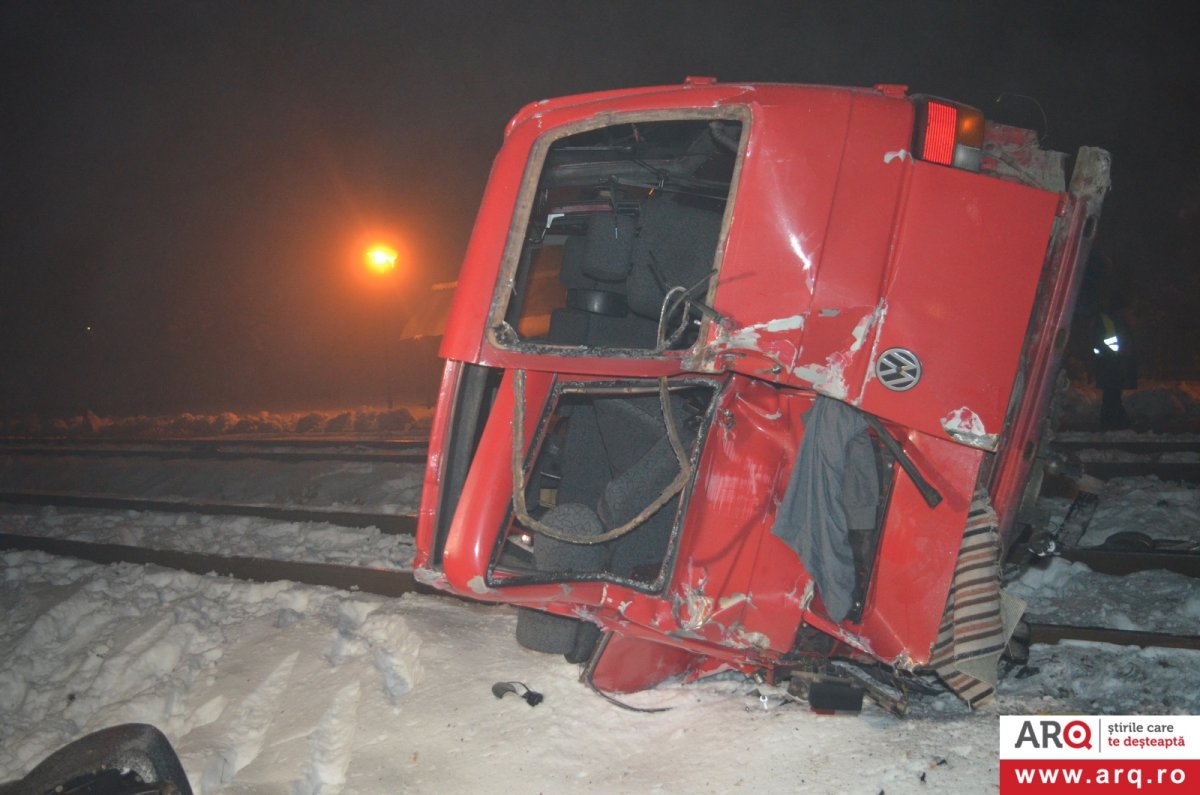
[414,79,1110,708]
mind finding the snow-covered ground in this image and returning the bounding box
[0,509,415,570]
[1,420,1198,793]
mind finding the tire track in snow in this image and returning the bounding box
[292,681,361,795]
[73,615,189,728]
[198,651,298,793]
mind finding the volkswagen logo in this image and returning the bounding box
[876,348,921,391]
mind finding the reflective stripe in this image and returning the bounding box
[1099,312,1116,338]
[1094,313,1121,355]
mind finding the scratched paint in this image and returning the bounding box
[466,575,492,594]
[861,300,891,393]
[723,314,807,352]
[681,590,714,630]
[884,149,909,164]
[849,305,882,353]
[794,351,853,399]
[789,303,888,398]
[733,630,772,649]
[717,593,751,611]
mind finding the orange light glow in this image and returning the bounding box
[364,245,398,274]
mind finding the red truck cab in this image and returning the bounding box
[413,79,1110,706]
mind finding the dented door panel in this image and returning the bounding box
[857,165,1060,445]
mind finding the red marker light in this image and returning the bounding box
[922,101,958,165]
[911,96,985,172]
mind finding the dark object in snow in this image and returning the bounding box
[1056,490,1100,550]
[1098,530,1156,551]
[516,607,589,655]
[0,723,192,795]
[787,673,865,714]
[806,680,866,714]
[1015,665,1041,679]
[1002,618,1032,665]
[491,681,544,706]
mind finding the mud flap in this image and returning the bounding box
[929,489,1025,708]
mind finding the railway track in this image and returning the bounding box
[1027,623,1200,651]
[1052,439,1200,455]
[3,433,1197,657]
[5,533,1198,653]
[0,491,417,533]
[1048,437,1200,483]
[1058,546,1200,578]
[1,436,423,532]
[1077,462,1200,482]
[1,436,428,598]
[0,532,426,598]
[0,435,430,464]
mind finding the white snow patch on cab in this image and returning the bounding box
[941,406,999,450]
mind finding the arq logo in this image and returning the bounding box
[1014,719,1093,750]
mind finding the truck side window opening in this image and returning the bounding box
[495,382,717,588]
[499,119,742,352]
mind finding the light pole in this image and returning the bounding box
[364,244,399,410]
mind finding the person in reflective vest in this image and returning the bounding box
[1091,296,1137,429]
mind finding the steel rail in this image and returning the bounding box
[1080,462,1200,483]
[1028,623,1200,651]
[0,438,429,464]
[1052,440,1200,455]
[0,491,417,534]
[1056,547,1200,578]
[0,533,429,598]
[0,435,428,448]
[5,539,1197,655]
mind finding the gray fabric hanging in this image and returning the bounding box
[771,396,879,623]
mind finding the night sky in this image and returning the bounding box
[3,1,1198,416]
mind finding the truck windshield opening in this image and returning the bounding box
[495,118,743,353]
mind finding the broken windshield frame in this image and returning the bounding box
[486,108,749,359]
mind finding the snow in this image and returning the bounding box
[0,508,414,570]
[0,455,424,516]
[2,405,1199,793]
[1010,558,1198,636]
[3,554,1005,794]
[1037,476,1200,548]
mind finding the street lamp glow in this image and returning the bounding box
[365,245,398,274]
